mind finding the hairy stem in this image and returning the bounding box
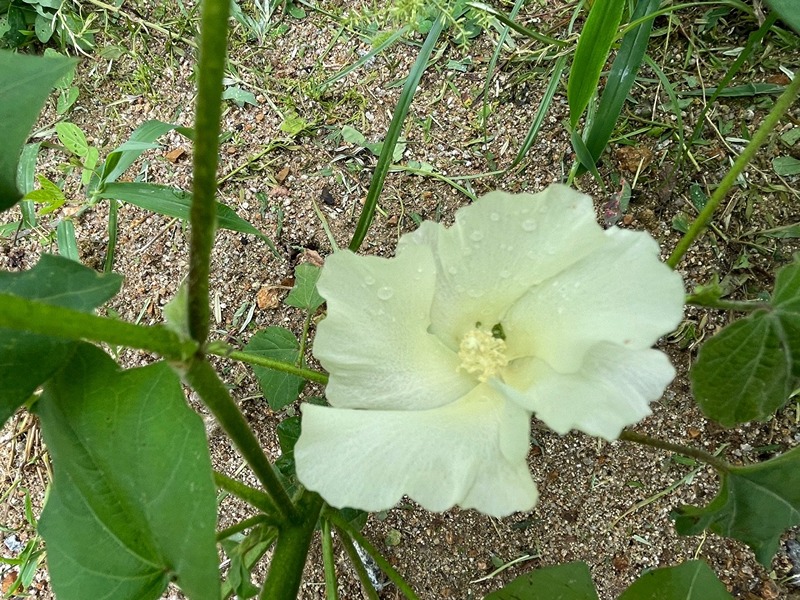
[188,0,230,345]
[619,429,731,473]
[207,343,329,384]
[668,73,800,268]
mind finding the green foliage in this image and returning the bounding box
[0,50,75,210]
[765,0,800,33]
[485,561,599,599]
[36,344,220,600]
[673,447,800,566]
[285,263,325,312]
[617,560,733,599]
[245,327,306,410]
[0,0,94,50]
[691,258,800,426]
[0,254,122,425]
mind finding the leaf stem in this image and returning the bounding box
[207,342,329,384]
[213,471,281,517]
[619,429,731,474]
[184,358,296,520]
[667,73,800,268]
[216,514,274,542]
[685,294,770,312]
[188,0,230,345]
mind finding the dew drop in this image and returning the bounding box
[522,219,537,232]
[470,230,484,242]
[364,275,375,286]
[489,212,500,222]
[447,266,458,275]
[499,270,510,279]
[377,286,394,300]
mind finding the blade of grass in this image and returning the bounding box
[577,0,660,174]
[348,12,446,252]
[467,2,569,47]
[55,219,78,262]
[568,0,627,128]
[643,54,685,164]
[510,54,568,169]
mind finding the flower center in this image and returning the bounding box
[457,325,509,383]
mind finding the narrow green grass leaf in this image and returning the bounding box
[349,13,446,252]
[618,561,732,599]
[680,82,786,97]
[467,2,569,47]
[579,0,660,172]
[690,259,800,426]
[570,129,603,185]
[0,51,76,210]
[673,447,800,566]
[319,26,408,89]
[567,0,626,128]
[643,55,685,161]
[55,219,78,262]
[0,254,121,426]
[37,344,220,600]
[245,327,306,410]
[95,182,280,257]
[484,561,599,599]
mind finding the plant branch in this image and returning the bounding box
[184,357,296,520]
[685,294,770,312]
[0,294,197,361]
[207,342,329,384]
[188,0,230,345]
[667,73,800,268]
[216,514,274,542]
[213,471,281,517]
[619,429,732,473]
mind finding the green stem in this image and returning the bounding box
[685,294,770,312]
[325,508,421,600]
[207,343,329,384]
[0,294,197,361]
[322,517,339,600]
[619,430,732,474]
[184,358,296,520]
[667,73,800,268]
[216,514,273,542]
[188,0,230,345]
[260,491,324,599]
[213,471,281,517]
[103,198,118,273]
[335,528,381,600]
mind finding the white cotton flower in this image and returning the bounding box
[295,184,685,517]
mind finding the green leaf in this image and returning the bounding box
[285,263,325,312]
[245,327,306,410]
[680,83,786,97]
[0,254,122,425]
[0,51,77,210]
[37,344,220,600]
[673,447,800,566]
[618,560,732,599]
[567,0,627,128]
[219,535,260,599]
[222,85,258,107]
[580,0,660,172]
[772,156,800,176]
[764,0,800,33]
[484,561,599,599]
[94,182,280,257]
[56,219,78,262]
[24,174,65,215]
[690,259,800,426]
[55,122,89,158]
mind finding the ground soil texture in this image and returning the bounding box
[1,1,800,599]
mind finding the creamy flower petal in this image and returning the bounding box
[314,245,473,410]
[503,227,684,372]
[294,386,538,517]
[497,343,675,440]
[399,185,607,349]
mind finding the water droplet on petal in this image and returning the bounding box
[364,276,375,286]
[499,270,510,279]
[490,212,500,222]
[377,286,394,300]
[470,230,484,242]
[522,219,537,232]
[448,266,458,275]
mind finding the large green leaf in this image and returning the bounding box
[567,0,626,128]
[245,327,306,410]
[0,254,122,425]
[578,0,660,172]
[285,263,325,312]
[484,561,599,599]
[618,560,732,599]
[94,182,278,255]
[673,447,800,566]
[690,259,800,426]
[765,0,800,34]
[37,344,220,600]
[0,51,77,210]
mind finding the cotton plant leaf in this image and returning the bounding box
[0,50,77,210]
[672,447,800,566]
[764,0,800,34]
[0,254,122,425]
[690,259,800,426]
[567,0,627,128]
[617,560,732,599]
[484,561,599,599]
[245,326,306,410]
[36,344,220,600]
[285,263,325,312]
